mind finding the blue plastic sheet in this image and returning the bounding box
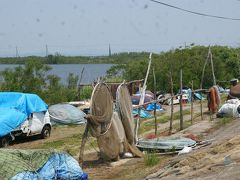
[133,109,152,118]
[0,92,48,137]
[194,93,205,100]
[11,153,88,180]
[0,92,48,116]
[0,108,27,137]
[146,103,163,111]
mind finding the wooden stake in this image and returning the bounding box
[135,53,152,142]
[79,123,89,164]
[191,80,194,125]
[77,67,85,101]
[170,71,174,132]
[153,68,157,135]
[200,47,211,121]
[180,69,183,130]
[209,49,216,86]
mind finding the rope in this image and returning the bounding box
[97,117,113,137]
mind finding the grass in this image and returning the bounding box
[144,152,160,166]
[214,116,234,129]
[139,109,191,135]
[34,133,97,156]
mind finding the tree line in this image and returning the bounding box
[106,45,240,93]
[0,45,239,104]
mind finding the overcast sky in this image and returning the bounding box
[0,0,240,57]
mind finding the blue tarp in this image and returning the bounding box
[11,153,88,180]
[133,109,152,118]
[194,93,205,100]
[146,103,163,111]
[0,92,48,137]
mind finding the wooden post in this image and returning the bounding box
[200,46,212,121]
[153,68,157,135]
[191,80,194,125]
[170,71,174,132]
[77,67,85,101]
[180,69,183,130]
[79,123,89,164]
[135,53,152,142]
[135,107,141,142]
[209,49,216,86]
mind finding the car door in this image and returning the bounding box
[29,112,45,134]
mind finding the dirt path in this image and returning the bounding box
[147,119,240,180]
[141,102,209,137]
[9,125,85,149]
[7,99,240,180]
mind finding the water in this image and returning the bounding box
[0,64,113,84]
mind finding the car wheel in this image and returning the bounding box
[0,136,10,148]
[41,126,51,139]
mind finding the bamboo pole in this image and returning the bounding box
[191,80,194,125]
[200,46,211,121]
[179,69,183,130]
[170,71,174,132]
[153,68,157,135]
[209,49,216,86]
[77,67,85,101]
[135,53,152,142]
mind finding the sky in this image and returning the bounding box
[0,0,240,57]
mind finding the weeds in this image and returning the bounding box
[214,117,234,128]
[32,133,97,156]
[144,152,160,166]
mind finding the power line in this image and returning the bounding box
[150,0,240,21]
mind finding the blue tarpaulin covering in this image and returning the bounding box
[0,92,48,137]
[133,109,152,118]
[11,153,88,180]
[146,103,163,111]
[194,93,205,100]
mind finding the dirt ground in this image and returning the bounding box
[7,101,240,179]
[9,125,85,149]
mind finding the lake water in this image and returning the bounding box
[0,64,113,84]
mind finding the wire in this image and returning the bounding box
[150,0,240,21]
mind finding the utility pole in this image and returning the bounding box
[15,46,19,58]
[46,44,48,57]
[108,44,111,57]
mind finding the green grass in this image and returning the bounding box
[34,133,97,156]
[144,152,160,166]
[214,117,234,129]
[139,109,191,135]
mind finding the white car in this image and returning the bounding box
[1,111,51,147]
[0,92,52,147]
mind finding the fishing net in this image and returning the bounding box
[0,149,87,180]
[85,83,142,161]
[116,83,135,145]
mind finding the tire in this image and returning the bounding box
[41,125,51,139]
[0,136,10,148]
